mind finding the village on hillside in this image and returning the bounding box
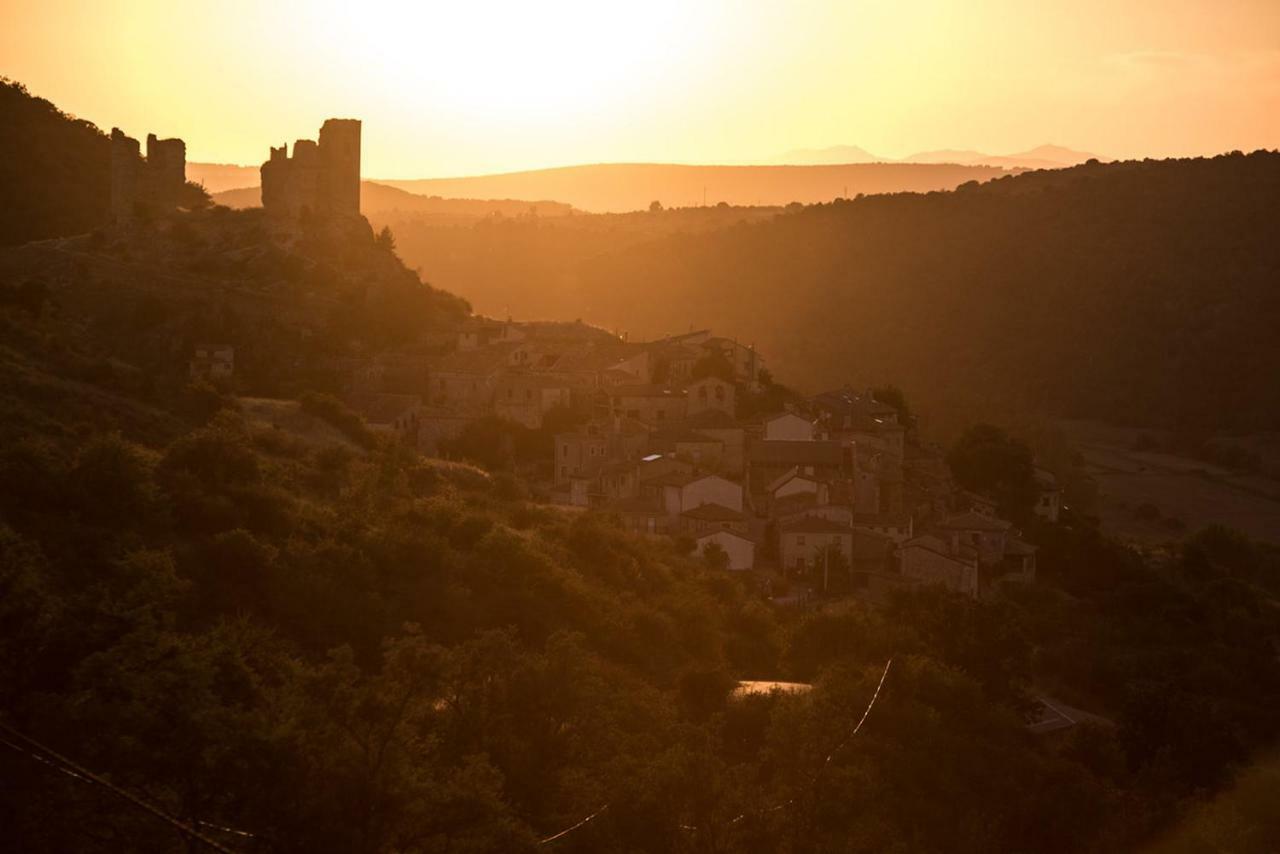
[160,117,1065,604]
[192,308,1061,602]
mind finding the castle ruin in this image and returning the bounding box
[110,129,187,221]
[260,119,361,219]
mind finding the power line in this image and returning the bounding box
[538,803,609,845]
[682,658,893,835]
[0,717,246,853]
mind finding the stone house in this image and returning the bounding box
[779,516,856,575]
[608,384,687,426]
[457,318,526,351]
[493,374,572,428]
[189,345,234,380]
[897,534,980,597]
[702,336,766,389]
[680,410,747,476]
[554,417,651,486]
[1034,467,1062,523]
[612,495,672,537]
[431,342,533,408]
[349,393,421,446]
[936,511,1012,566]
[849,512,914,544]
[685,375,735,418]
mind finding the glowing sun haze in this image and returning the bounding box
[3,0,1278,177]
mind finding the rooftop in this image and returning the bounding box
[749,440,844,466]
[782,516,854,535]
[681,502,747,522]
[938,511,1013,532]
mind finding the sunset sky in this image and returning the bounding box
[3,0,1278,177]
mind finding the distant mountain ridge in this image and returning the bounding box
[377,161,1014,213]
[780,143,1103,170]
[186,162,260,194]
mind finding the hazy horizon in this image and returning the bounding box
[4,0,1278,177]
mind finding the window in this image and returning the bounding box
[715,386,725,401]
[560,466,567,477]
[797,535,806,546]
[562,444,569,456]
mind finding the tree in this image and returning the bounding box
[702,541,730,571]
[649,200,663,212]
[871,384,913,427]
[946,423,1037,519]
[375,225,396,252]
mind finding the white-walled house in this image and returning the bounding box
[762,412,815,442]
[642,472,744,517]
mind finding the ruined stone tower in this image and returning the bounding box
[110,129,141,222]
[110,128,187,222]
[260,119,362,219]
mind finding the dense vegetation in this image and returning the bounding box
[5,84,1280,851]
[3,207,1280,852]
[0,79,113,246]
[393,152,1280,433]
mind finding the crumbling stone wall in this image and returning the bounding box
[109,128,187,221]
[260,119,361,219]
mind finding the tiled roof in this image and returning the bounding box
[748,440,843,466]
[782,516,854,535]
[695,528,754,545]
[811,387,898,420]
[680,409,741,430]
[1006,538,1038,556]
[433,342,520,374]
[610,384,684,398]
[681,502,746,522]
[938,511,1012,532]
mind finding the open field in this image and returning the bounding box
[1061,420,1280,546]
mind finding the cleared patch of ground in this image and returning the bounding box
[1061,420,1280,546]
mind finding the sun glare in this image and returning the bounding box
[298,1,717,121]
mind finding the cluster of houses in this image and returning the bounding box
[202,315,1062,600]
[554,375,1058,599]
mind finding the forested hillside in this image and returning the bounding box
[4,201,1280,852]
[393,152,1280,432]
[0,79,113,246]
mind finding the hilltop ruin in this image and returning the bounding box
[110,129,187,221]
[260,119,361,219]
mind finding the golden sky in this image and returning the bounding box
[3,0,1278,176]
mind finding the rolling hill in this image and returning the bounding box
[386,152,1280,433]
[212,180,575,221]
[377,161,1016,213]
